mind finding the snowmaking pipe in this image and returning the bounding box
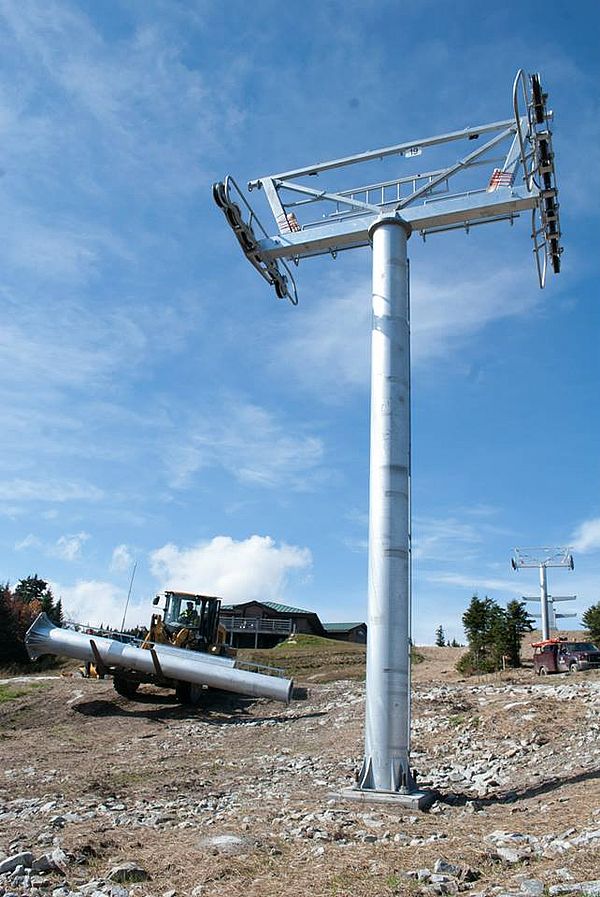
[26,613,293,704]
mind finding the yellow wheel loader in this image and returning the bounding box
[84,591,236,705]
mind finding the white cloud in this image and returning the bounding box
[571,518,600,554]
[110,544,134,574]
[165,400,325,491]
[149,534,312,603]
[52,579,138,629]
[54,531,90,561]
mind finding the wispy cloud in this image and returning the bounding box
[14,530,90,561]
[0,479,103,503]
[571,517,600,554]
[272,253,541,396]
[110,544,135,574]
[14,533,41,551]
[0,0,243,197]
[425,571,523,595]
[164,398,326,491]
[55,531,90,561]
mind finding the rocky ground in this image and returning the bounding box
[0,648,598,897]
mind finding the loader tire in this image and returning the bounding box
[175,682,205,706]
[113,676,140,699]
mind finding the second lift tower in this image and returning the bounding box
[512,548,576,640]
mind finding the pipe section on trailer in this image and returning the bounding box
[26,613,293,704]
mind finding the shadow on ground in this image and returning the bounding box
[72,696,326,726]
[439,767,600,808]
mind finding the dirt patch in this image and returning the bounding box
[0,651,598,897]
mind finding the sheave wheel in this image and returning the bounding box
[212,181,227,209]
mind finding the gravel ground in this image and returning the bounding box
[0,654,598,897]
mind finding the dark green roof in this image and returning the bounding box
[220,600,314,615]
[261,600,314,615]
[323,622,366,631]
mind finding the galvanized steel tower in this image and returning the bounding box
[512,547,576,640]
[213,70,562,806]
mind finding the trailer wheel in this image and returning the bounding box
[175,682,205,706]
[113,676,140,699]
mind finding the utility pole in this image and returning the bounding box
[511,548,576,640]
[214,70,562,808]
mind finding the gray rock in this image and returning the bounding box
[106,863,149,884]
[0,853,35,875]
[432,858,479,882]
[196,835,252,856]
[548,883,600,896]
[33,849,69,874]
[433,859,463,877]
[520,881,544,896]
[107,886,129,897]
[493,846,531,864]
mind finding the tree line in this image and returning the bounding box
[0,575,64,665]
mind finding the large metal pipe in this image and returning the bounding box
[26,613,293,703]
[358,216,413,794]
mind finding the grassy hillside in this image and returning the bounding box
[239,634,366,682]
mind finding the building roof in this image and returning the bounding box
[261,600,314,615]
[221,600,314,615]
[323,622,366,632]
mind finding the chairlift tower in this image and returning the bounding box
[214,70,562,807]
[511,547,575,640]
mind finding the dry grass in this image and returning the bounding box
[0,644,598,897]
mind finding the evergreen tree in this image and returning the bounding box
[41,591,56,618]
[51,599,64,627]
[495,600,534,668]
[13,575,54,648]
[14,574,53,605]
[462,595,502,651]
[459,595,504,673]
[582,602,600,643]
[458,594,534,674]
[0,583,22,665]
[434,625,446,647]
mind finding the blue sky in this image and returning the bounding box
[2,0,599,643]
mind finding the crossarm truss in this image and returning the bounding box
[213,69,562,302]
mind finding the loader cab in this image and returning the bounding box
[159,591,222,650]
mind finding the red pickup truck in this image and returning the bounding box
[533,638,600,675]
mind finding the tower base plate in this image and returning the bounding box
[332,787,437,811]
